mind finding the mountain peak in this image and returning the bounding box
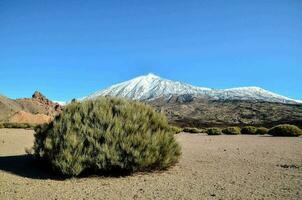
[32,91,50,103]
[84,74,301,104]
[86,73,207,101]
[141,73,160,79]
[32,91,46,99]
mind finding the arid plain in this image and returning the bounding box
[0,128,301,200]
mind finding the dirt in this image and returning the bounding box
[0,129,301,200]
[9,111,52,124]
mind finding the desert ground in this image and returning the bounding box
[0,129,301,200]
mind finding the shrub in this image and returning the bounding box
[255,127,269,135]
[169,126,183,134]
[241,126,258,135]
[0,123,3,129]
[268,124,302,137]
[33,97,181,177]
[183,127,204,133]
[2,123,36,129]
[207,128,222,135]
[222,127,241,135]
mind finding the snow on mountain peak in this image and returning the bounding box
[146,73,160,78]
[84,74,301,104]
[86,73,210,100]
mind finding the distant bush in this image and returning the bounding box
[183,127,204,133]
[207,128,222,135]
[34,97,181,177]
[1,123,36,129]
[169,126,183,134]
[268,124,302,137]
[222,127,241,135]
[0,123,4,129]
[241,126,258,135]
[255,127,269,135]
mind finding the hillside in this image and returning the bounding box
[0,91,62,124]
[83,74,302,128]
[150,95,302,128]
[0,95,23,122]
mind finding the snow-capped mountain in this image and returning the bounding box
[84,73,301,104]
[86,73,210,101]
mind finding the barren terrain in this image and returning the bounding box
[151,97,302,128]
[0,129,301,199]
[0,91,62,124]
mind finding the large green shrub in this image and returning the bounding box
[255,127,269,135]
[183,127,204,133]
[222,127,241,135]
[207,128,222,135]
[34,97,181,177]
[241,126,258,135]
[268,124,302,137]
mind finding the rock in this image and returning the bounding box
[32,91,49,104]
[0,91,63,125]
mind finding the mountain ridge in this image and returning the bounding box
[84,73,301,104]
[149,95,302,128]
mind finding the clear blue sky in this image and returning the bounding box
[0,0,301,101]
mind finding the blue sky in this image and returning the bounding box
[0,0,301,101]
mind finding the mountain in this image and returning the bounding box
[82,74,302,128]
[0,91,62,124]
[84,73,301,104]
[149,95,302,128]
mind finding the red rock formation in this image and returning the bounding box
[0,91,63,124]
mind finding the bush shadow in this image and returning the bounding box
[0,154,61,180]
[0,154,141,180]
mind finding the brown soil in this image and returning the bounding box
[0,129,301,199]
[9,111,52,124]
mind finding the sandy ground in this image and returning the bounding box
[0,129,302,200]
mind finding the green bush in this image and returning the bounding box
[207,128,222,135]
[2,123,36,129]
[169,126,183,134]
[34,97,181,177]
[241,126,258,135]
[255,127,269,135]
[268,124,302,137]
[183,127,204,133]
[222,127,241,135]
[0,123,4,129]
